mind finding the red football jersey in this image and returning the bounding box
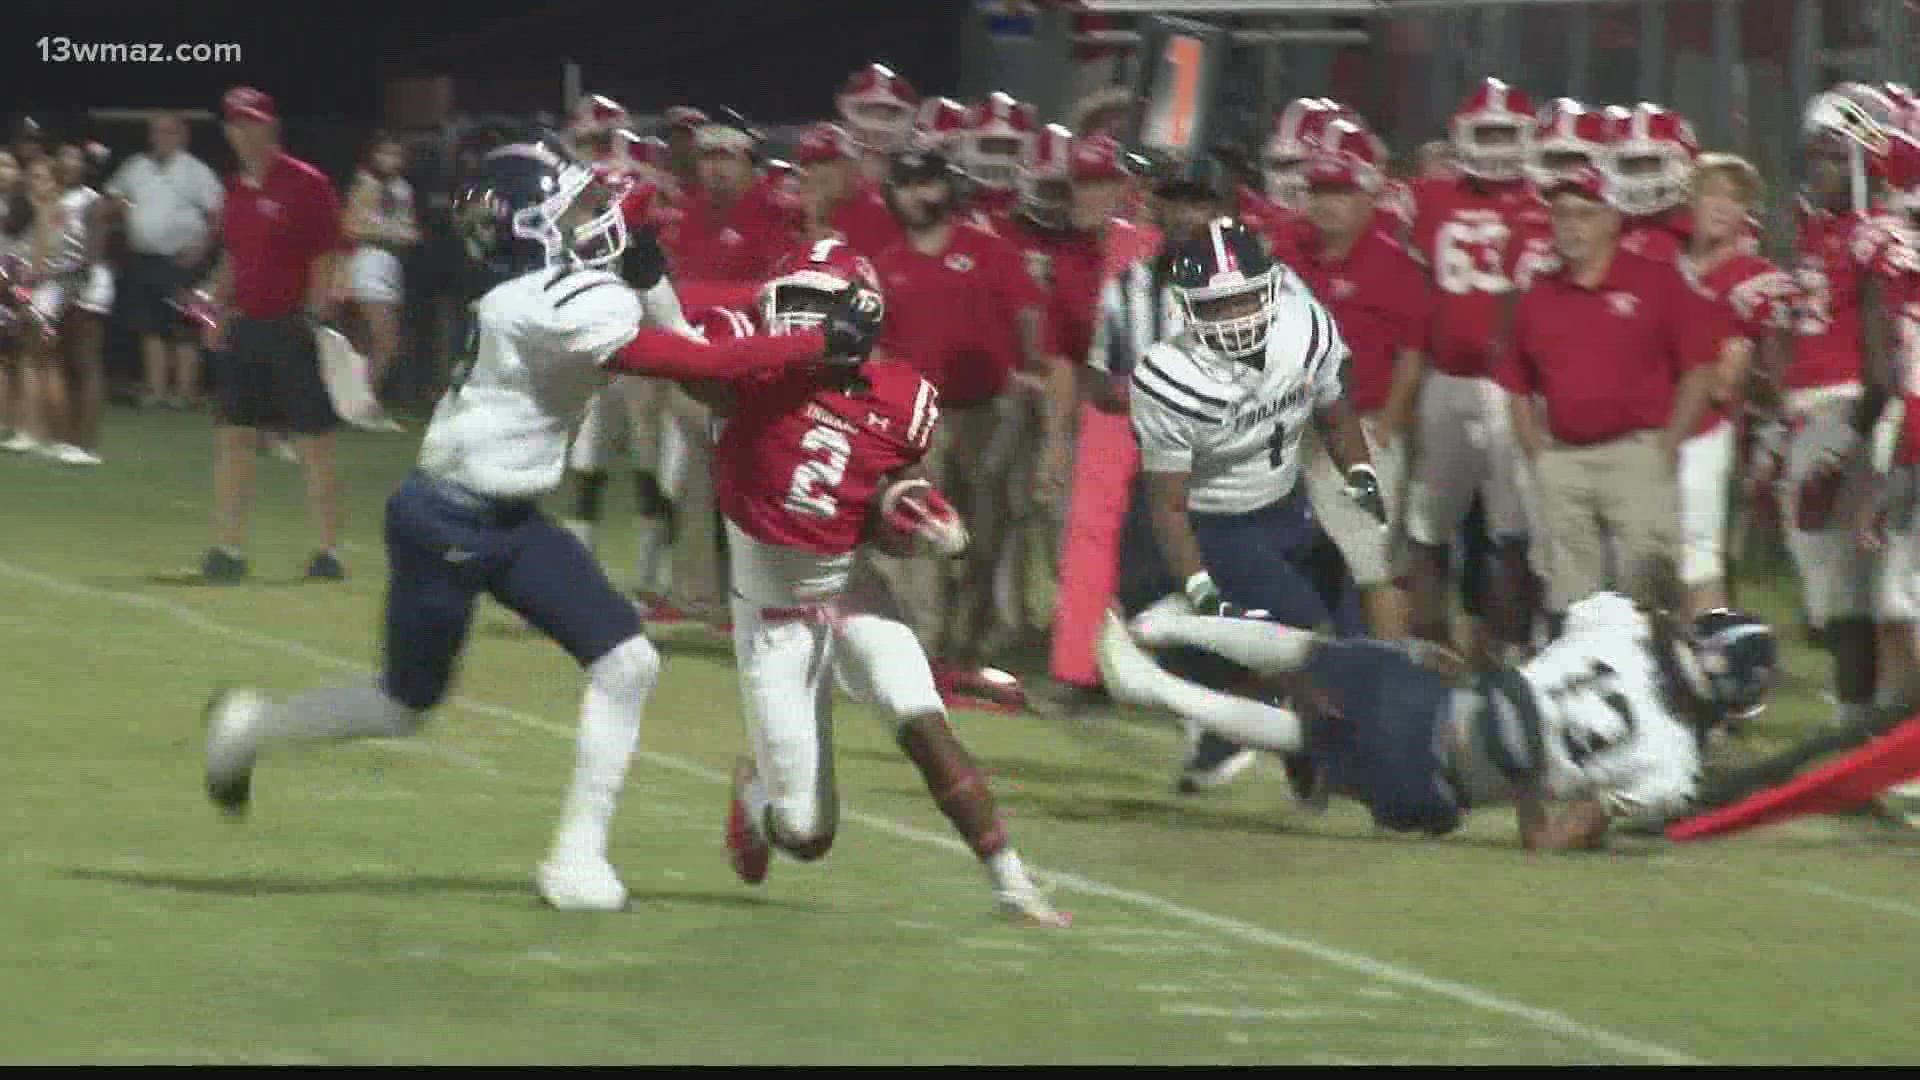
[824,180,904,260]
[999,217,1103,363]
[1410,176,1551,378]
[874,221,1044,406]
[1787,209,1920,394]
[716,356,942,556]
[1688,251,1793,434]
[1291,228,1434,413]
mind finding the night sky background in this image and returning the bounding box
[8,0,972,168]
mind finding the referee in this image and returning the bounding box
[196,87,348,583]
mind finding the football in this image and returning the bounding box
[868,476,968,558]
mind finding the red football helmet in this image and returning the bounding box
[1018,123,1076,228]
[619,131,669,171]
[1304,118,1384,193]
[1803,82,1901,210]
[570,94,629,139]
[1531,97,1612,191]
[794,121,857,166]
[1451,77,1536,182]
[1607,102,1699,216]
[914,97,969,155]
[1263,97,1355,209]
[837,63,920,153]
[1882,131,1920,241]
[963,92,1038,191]
[760,237,883,336]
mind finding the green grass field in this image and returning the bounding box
[4,407,1919,1064]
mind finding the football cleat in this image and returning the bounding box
[726,757,771,886]
[1177,733,1258,795]
[995,883,1072,928]
[536,853,629,912]
[204,687,267,818]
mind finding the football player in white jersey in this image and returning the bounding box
[197,137,877,911]
[1098,593,1777,847]
[1128,216,1383,794]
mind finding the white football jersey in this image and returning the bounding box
[1511,593,1702,822]
[1129,268,1348,514]
[417,266,643,499]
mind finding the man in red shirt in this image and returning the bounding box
[1499,166,1719,617]
[1289,120,1432,639]
[788,121,901,261]
[659,120,796,285]
[871,147,1048,703]
[195,87,348,584]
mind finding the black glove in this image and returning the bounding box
[822,287,884,363]
[620,227,668,291]
[1343,464,1388,527]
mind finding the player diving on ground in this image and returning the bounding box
[1098,592,1778,850]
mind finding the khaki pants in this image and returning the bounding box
[663,386,725,615]
[1302,417,1404,588]
[1532,431,1679,612]
[868,395,1021,660]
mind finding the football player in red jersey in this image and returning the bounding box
[1608,102,1701,263]
[1292,119,1434,639]
[691,240,1067,926]
[1406,77,1552,663]
[961,91,1036,225]
[1768,84,1920,737]
[1676,154,1796,616]
[837,62,920,185]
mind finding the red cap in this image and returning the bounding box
[1069,135,1128,181]
[1541,163,1612,204]
[222,86,276,123]
[794,122,856,166]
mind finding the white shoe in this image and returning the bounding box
[205,687,269,818]
[536,852,629,912]
[1096,611,1173,710]
[3,431,43,453]
[995,883,1072,928]
[50,443,101,466]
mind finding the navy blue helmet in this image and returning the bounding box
[1167,218,1282,361]
[1683,608,1778,727]
[452,135,629,286]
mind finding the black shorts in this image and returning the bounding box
[120,252,200,339]
[214,315,338,435]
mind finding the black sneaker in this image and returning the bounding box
[201,547,248,584]
[1176,731,1258,794]
[305,551,346,581]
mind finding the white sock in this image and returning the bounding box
[986,848,1036,894]
[1144,614,1318,678]
[744,770,771,840]
[553,639,657,860]
[257,683,421,743]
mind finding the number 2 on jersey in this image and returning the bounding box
[784,423,853,518]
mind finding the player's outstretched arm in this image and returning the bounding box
[603,327,826,381]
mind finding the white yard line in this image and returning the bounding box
[0,556,1702,1066]
[1755,875,1920,921]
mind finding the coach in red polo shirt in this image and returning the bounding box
[197,86,348,584]
[788,121,902,261]
[871,146,1047,699]
[1288,119,1432,638]
[1498,165,1720,617]
[660,120,795,285]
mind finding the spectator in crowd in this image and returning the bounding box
[343,131,421,396]
[195,86,348,583]
[5,158,69,456]
[13,116,47,170]
[1500,166,1720,617]
[47,141,114,465]
[107,111,223,411]
[0,147,25,445]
